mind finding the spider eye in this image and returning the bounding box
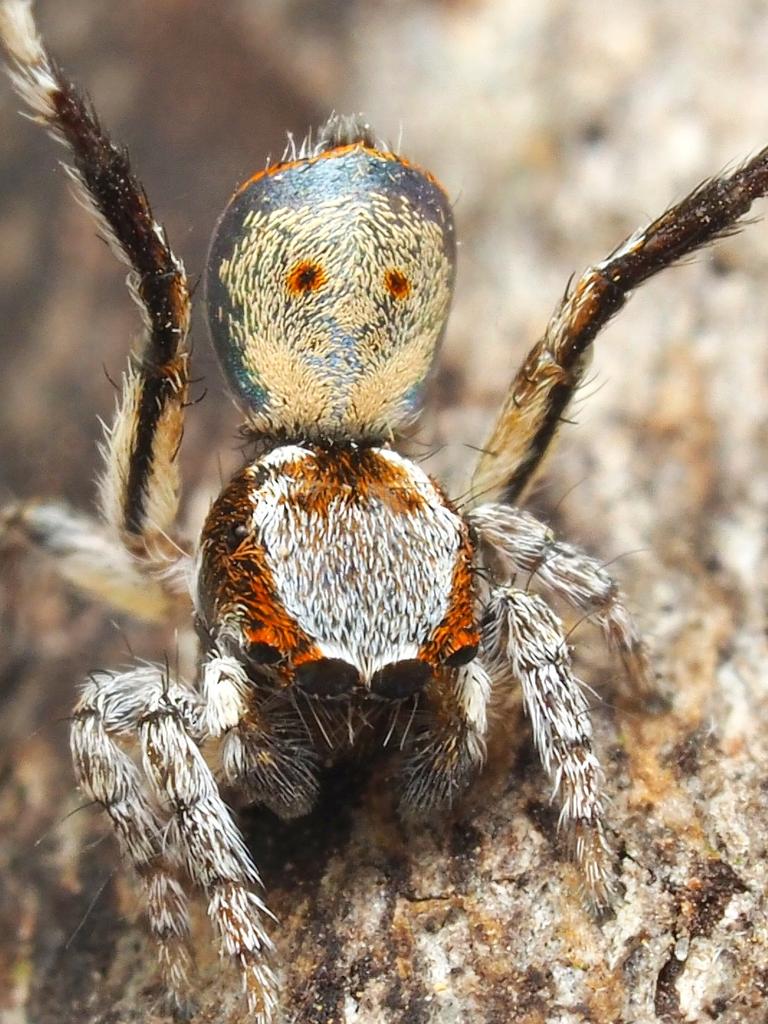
[370,659,432,699]
[445,643,478,667]
[244,641,283,668]
[384,268,411,300]
[226,522,250,552]
[295,658,361,697]
[286,260,326,295]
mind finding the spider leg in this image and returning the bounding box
[0,1,190,550]
[472,146,768,505]
[201,653,320,819]
[1,500,191,622]
[470,503,654,700]
[399,662,491,812]
[482,587,615,906]
[136,671,278,1022]
[73,665,279,1021]
[71,669,199,1015]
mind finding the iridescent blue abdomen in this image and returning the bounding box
[205,137,455,439]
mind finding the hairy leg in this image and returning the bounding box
[482,586,615,906]
[471,145,768,504]
[0,1,190,551]
[1,501,191,621]
[71,669,199,1013]
[73,664,279,1020]
[471,502,655,699]
[399,662,491,812]
[135,668,278,1022]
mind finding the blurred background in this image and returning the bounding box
[3,2,768,1021]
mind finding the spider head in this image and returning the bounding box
[205,116,455,441]
[195,444,479,701]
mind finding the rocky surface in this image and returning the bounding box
[2,2,768,1022]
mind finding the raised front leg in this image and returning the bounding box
[471,145,768,505]
[0,0,190,553]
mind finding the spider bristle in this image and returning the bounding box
[314,111,380,153]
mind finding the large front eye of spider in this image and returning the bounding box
[243,639,284,671]
[370,659,432,699]
[295,658,362,697]
[286,259,327,296]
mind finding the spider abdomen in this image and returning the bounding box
[196,443,479,692]
[205,132,456,440]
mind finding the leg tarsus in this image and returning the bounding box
[168,993,197,1023]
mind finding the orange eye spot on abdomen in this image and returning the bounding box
[286,260,327,295]
[384,268,411,299]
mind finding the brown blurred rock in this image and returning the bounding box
[3,2,768,1023]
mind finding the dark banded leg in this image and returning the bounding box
[0,1,190,549]
[472,146,768,505]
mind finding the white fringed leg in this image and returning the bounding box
[471,503,655,700]
[71,669,198,1013]
[483,586,616,905]
[72,665,280,1022]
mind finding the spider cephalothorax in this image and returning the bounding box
[4,1,768,1020]
[197,444,479,693]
